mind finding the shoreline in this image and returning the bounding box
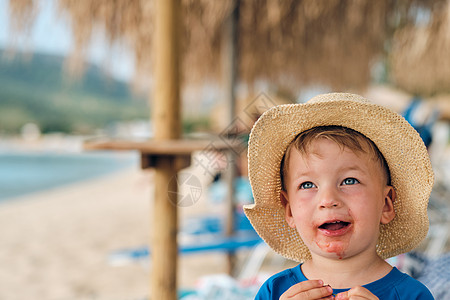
[0,150,138,202]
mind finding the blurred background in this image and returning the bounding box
[0,0,449,299]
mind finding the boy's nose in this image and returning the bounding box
[318,187,342,208]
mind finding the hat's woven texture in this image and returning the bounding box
[244,93,434,262]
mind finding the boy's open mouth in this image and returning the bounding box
[319,221,350,231]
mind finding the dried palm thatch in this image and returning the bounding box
[7,0,450,94]
[8,0,34,33]
[390,0,450,96]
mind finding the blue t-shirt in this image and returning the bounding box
[256,264,434,299]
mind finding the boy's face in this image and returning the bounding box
[281,138,395,261]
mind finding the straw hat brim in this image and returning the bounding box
[244,93,434,262]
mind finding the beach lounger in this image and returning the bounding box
[402,97,439,148]
[109,232,262,264]
[109,211,262,266]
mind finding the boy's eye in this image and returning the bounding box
[342,178,359,185]
[299,181,316,189]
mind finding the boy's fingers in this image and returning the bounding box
[283,280,323,297]
[287,286,333,300]
[347,286,379,299]
[281,280,333,299]
[283,279,323,296]
[335,291,349,300]
[335,286,379,300]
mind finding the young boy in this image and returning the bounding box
[244,93,435,299]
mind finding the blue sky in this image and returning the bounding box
[0,0,134,81]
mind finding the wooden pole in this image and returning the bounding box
[151,0,180,299]
[222,0,239,275]
[153,0,181,141]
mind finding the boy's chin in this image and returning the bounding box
[314,240,349,260]
[317,251,349,261]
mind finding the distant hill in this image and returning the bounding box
[0,50,149,134]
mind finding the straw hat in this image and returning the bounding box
[244,93,434,262]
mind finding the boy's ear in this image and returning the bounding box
[281,191,296,228]
[380,186,396,225]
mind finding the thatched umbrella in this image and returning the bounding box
[7,1,450,299]
[390,0,450,96]
[9,0,450,93]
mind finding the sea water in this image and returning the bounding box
[0,151,138,201]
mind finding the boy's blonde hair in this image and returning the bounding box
[280,126,391,191]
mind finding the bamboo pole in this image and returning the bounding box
[151,0,181,299]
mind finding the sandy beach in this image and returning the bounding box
[0,166,254,300]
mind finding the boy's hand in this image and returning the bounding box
[335,286,379,300]
[280,280,334,299]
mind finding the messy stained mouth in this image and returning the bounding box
[319,221,350,231]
